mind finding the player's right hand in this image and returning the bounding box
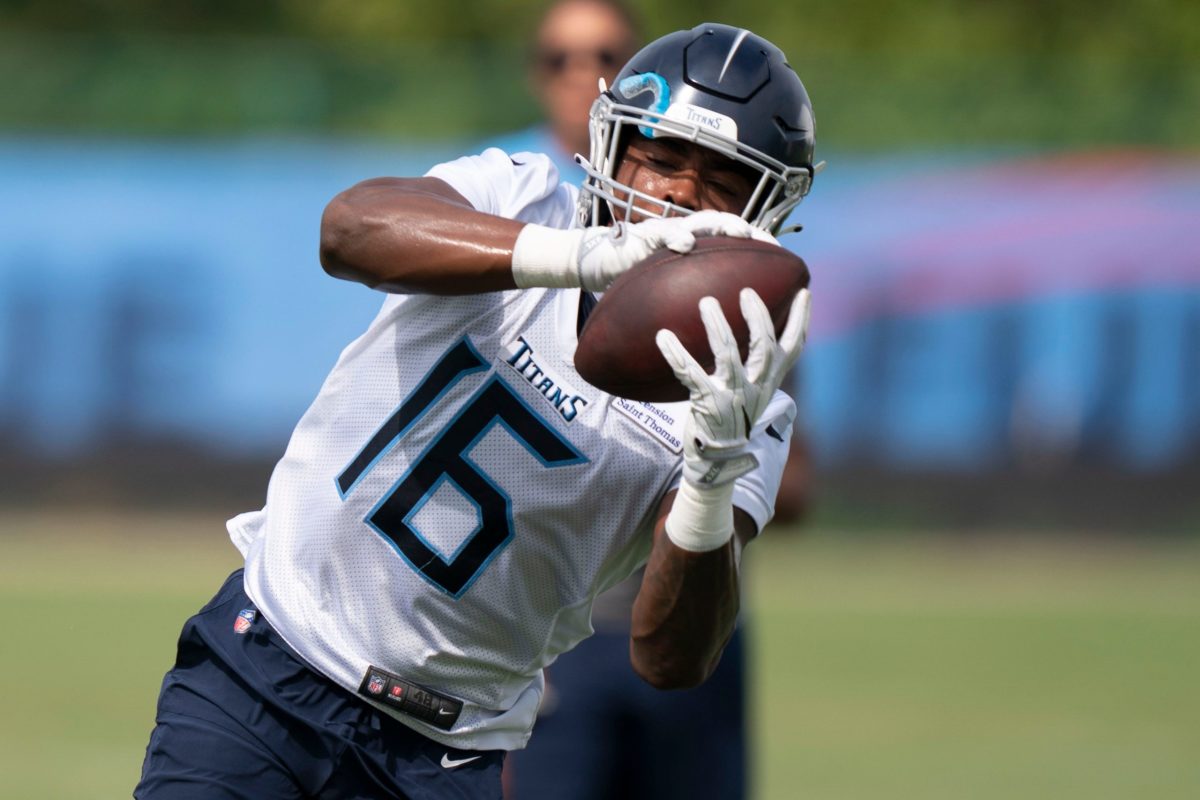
[658,287,811,486]
[511,211,770,292]
[655,287,811,552]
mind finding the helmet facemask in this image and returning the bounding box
[576,91,814,234]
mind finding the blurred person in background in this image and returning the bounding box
[135,21,818,800]
[497,4,813,799]
[510,0,639,183]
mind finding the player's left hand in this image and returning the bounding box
[511,211,777,292]
[656,287,811,489]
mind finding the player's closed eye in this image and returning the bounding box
[709,179,737,196]
[646,153,677,170]
[632,145,682,172]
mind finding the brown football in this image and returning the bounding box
[575,236,810,402]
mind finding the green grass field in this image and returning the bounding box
[1,511,1197,799]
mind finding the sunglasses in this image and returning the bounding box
[537,47,622,74]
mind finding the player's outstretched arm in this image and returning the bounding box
[630,288,811,689]
[320,177,526,295]
[320,176,768,295]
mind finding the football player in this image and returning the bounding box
[137,22,817,800]
[499,6,811,799]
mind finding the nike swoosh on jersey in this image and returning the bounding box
[441,753,484,769]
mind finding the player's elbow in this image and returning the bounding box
[319,191,360,281]
[630,647,713,691]
[634,662,711,691]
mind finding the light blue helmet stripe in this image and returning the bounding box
[617,73,671,138]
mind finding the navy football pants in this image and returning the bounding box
[136,570,504,800]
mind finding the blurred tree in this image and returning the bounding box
[0,0,1196,147]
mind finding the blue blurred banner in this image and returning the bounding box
[1,138,1197,470]
[797,151,1200,470]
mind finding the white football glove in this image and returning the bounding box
[511,210,775,292]
[656,287,812,552]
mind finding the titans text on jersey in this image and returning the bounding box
[504,335,590,422]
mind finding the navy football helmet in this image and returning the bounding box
[578,23,818,234]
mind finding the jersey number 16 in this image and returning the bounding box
[336,338,585,598]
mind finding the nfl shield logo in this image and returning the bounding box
[367,675,386,695]
[233,608,256,635]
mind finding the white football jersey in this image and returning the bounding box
[228,148,796,751]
